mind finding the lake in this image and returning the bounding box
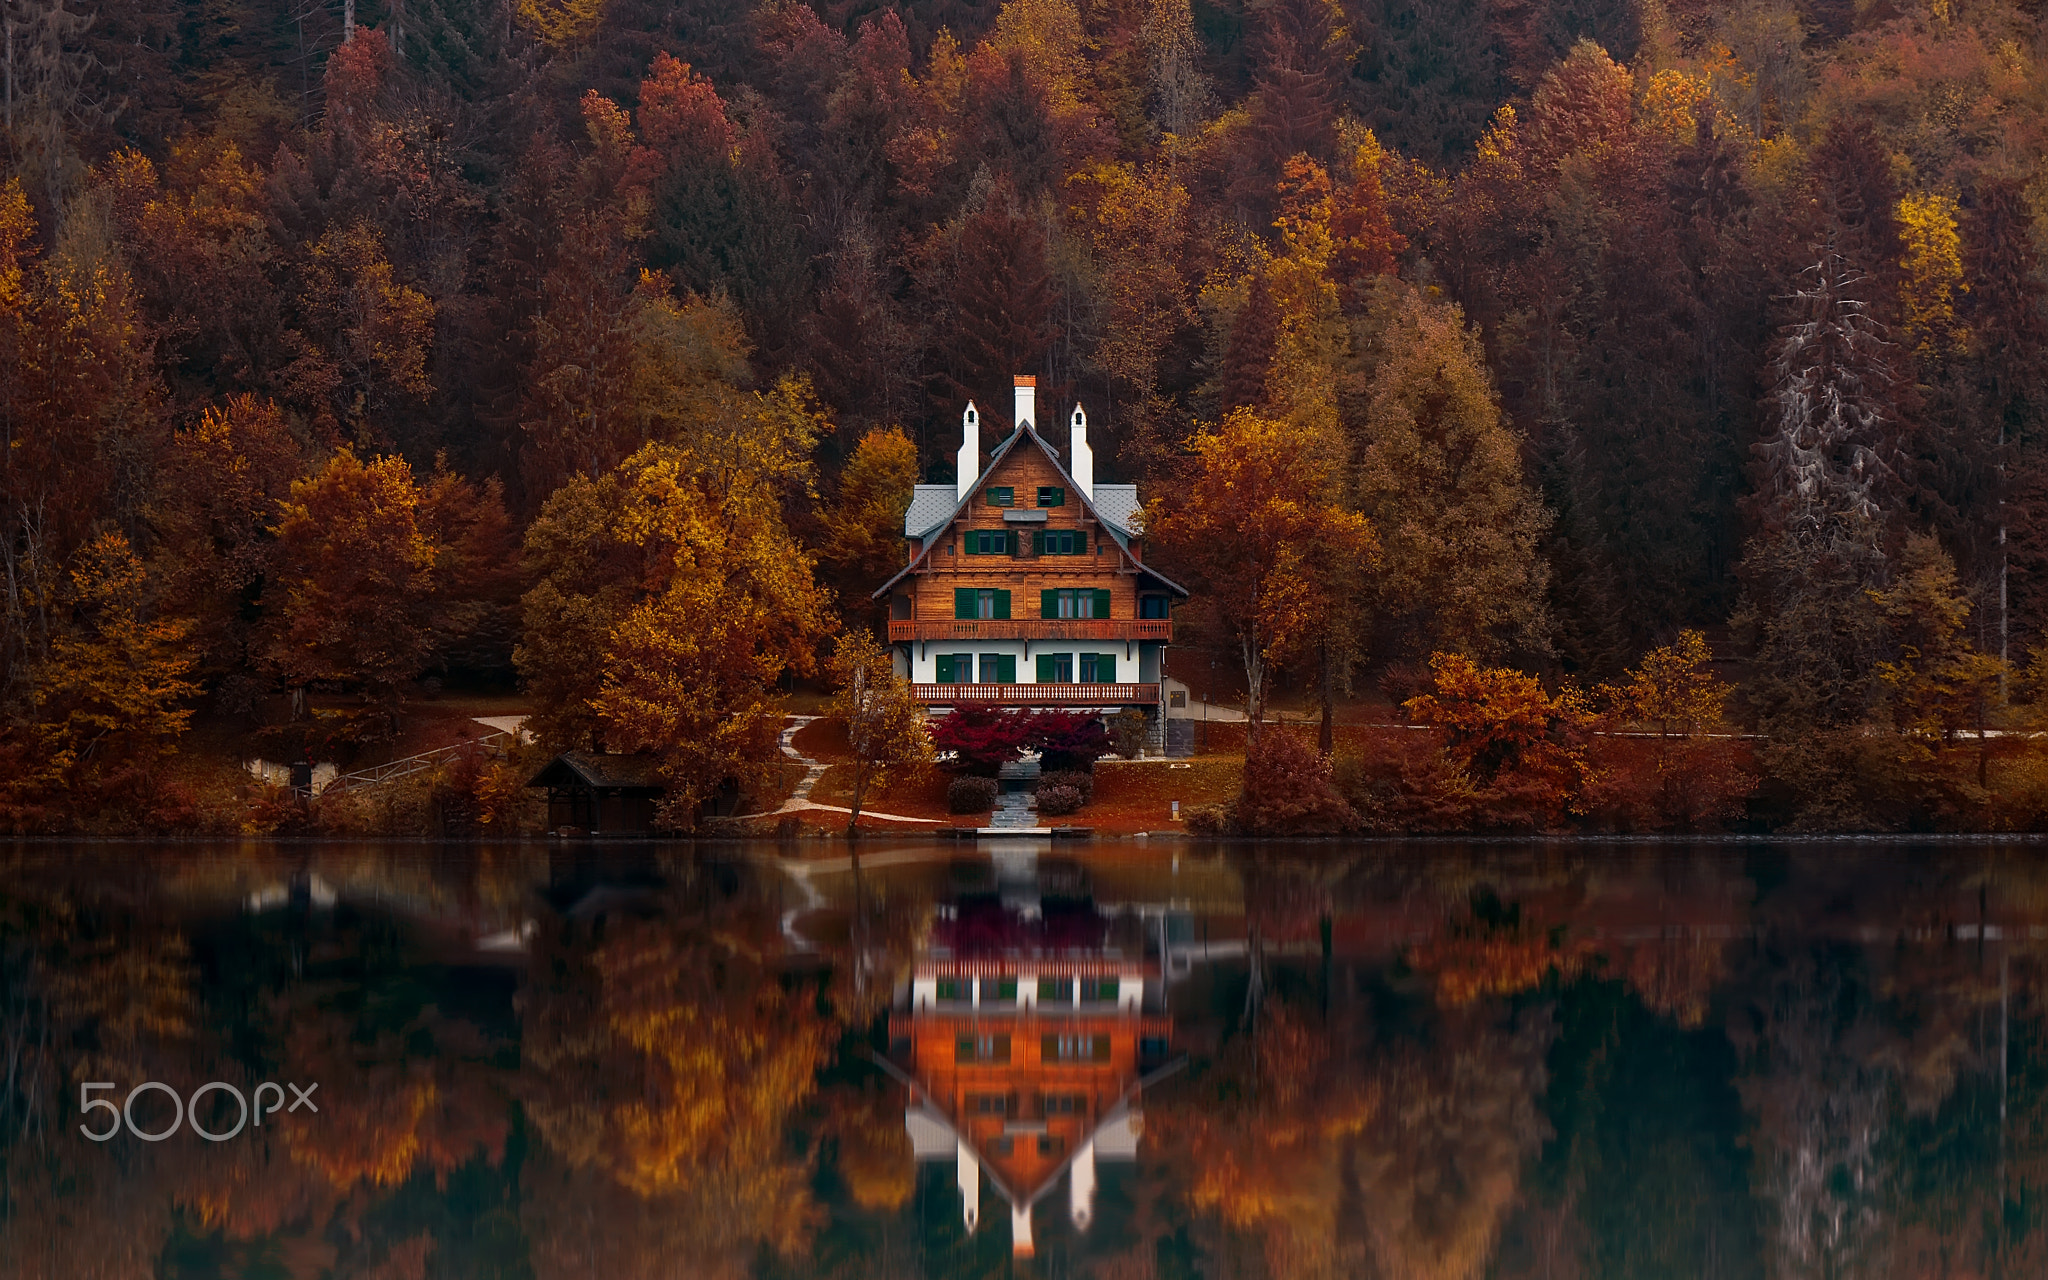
[3,837,2044,1278]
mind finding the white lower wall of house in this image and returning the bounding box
[902,641,1166,684]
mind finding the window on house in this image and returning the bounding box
[934,653,975,683]
[1033,529,1086,555]
[935,978,966,1001]
[970,1094,1008,1116]
[1038,976,1073,1002]
[1044,1093,1084,1115]
[955,588,1011,620]
[1036,653,1074,683]
[992,974,1018,999]
[1041,589,1111,620]
[957,1034,1011,1064]
[1080,976,1119,1002]
[1078,653,1116,682]
[965,530,1011,555]
[1038,1135,1065,1157]
[985,486,1014,507]
[978,654,1015,683]
[1140,595,1170,619]
[1037,486,1064,507]
[1042,1034,1112,1063]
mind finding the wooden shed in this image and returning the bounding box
[528,751,666,835]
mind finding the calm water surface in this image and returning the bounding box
[3,838,2045,1279]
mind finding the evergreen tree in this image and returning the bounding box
[1349,0,1503,165]
[927,190,1057,423]
[1218,270,1279,414]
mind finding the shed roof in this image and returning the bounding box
[527,751,667,791]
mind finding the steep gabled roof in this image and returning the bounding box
[873,424,1188,600]
[527,751,666,791]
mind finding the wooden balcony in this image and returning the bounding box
[889,619,1172,642]
[915,683,1160,706]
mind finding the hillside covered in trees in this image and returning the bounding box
[5,0,2048,830]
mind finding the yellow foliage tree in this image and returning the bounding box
[1608,629,1730,736]
[1352,282,1552,659]
[826,629,933,834]
[819,424,920,608]
[8,533,199,814]
[522,439,832,825]
[1899,191,1967,359]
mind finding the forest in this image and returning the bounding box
[5,0,2048,831]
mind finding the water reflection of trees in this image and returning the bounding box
[12,845,2048,1279]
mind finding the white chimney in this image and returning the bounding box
[956,402,980,500]
[1069,403,1094,498]
[1011,1200,1035,1257]
[957,1139,980,1232]
[1069,1137,1097,1230]
[1013,375,1036,433]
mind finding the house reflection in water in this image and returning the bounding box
[885,862,1176,1257]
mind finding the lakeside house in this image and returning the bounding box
[873,376,1189,747]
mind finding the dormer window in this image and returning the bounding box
[985,486,1014,507]
[1037,486,1064,507]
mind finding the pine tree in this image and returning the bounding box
[1751,247,1903,549]
[1245,0,1350,170]
[1349,0,1503,165]
[1219,271,1279,414]
[929,191,1056,421]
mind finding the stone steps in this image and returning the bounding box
[988,757,1043,829]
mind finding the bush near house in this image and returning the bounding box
[947,775,1000,814]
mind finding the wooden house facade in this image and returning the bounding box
[873,377,1188,725]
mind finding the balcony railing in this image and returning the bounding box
[915,682,1160,706]
[889,619,1171,642]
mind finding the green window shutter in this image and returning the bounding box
[997,655,1016,682]
[1032,529,1045,555]
[1004,530,1016,554]
[1041,589,1058,619]
[1041,1035,1059,1062]
[1075,531,1087,553]
[955,588,976,620]
[1093,1035,1111,1062]
[935,654,954,683]
[1094,589,1112,618]
[993,590,1011,619]
[1094,652,1115,682]
[1037,654,1057,683]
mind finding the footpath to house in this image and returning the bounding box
[770,716,941,826]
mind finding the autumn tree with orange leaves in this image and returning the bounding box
[1403,653,1594,830]
[1146,409,1376,736]
[259,449,511,730]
